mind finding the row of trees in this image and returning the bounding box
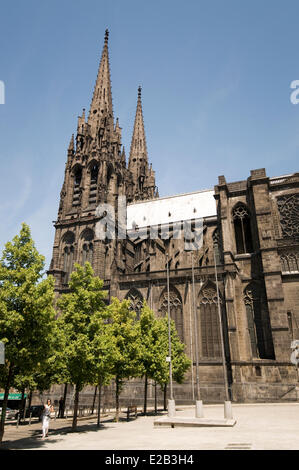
[0,224,191,443]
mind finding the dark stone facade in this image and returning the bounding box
[48,32,299,404]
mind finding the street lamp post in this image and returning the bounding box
[166,253,175,417]
[213,249,233,419]
[189,291,195,401]
[191,252,204,418]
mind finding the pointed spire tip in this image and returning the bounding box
[105,29,109,44]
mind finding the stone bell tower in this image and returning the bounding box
[48,30,158,293]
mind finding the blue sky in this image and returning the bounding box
[0,0,299,269]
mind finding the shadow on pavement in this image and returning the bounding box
[0,410,167,449]
[0,421,116,450]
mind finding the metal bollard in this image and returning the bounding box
[29,412,32,426]
[16,414,20,429]
[54,410,57,421]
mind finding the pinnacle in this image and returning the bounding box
[88,29,114,137]
[68,134,74,151]
[121,146,126,165]
[129,86,148,166]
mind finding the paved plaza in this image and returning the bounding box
[1,403,299,450]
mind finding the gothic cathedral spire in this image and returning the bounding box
[88,29,114,139]
[129,86,148,170]
[128,87,157,201]
[49,31,158,295]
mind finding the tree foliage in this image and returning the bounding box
[148,315,191,390]
[0,223,56,442]
[57,262,109,429]
[107,298,143,421]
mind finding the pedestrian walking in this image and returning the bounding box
[58,397,64,418]
[41,399,54,439]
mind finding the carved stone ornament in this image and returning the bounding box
[280,251,299,272]
[199,286,221,305]
[233,204,250,220]
[126,290,143,313]
[160,291,182,310]
[277,194,299,239]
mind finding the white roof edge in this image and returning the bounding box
[127,188,214,206]
[269,173,293,180]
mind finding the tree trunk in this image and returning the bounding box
[72,385,80,430]
[21,388,26,421]
[97,383,102,428]
[163,383,167,411]
[143,374,148,415]
[62,383,68,418]
[28,390,33,415]
[92,385,98,415]
[115,377,120,422]
[154,381,157,415]
[0,363,13,443]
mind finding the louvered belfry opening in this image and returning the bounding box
[89,164,99,206]
[72,167,82,206]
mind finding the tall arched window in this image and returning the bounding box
[72,167,82,206]
[62,231,75,285]
[89,164,98,205]
[126,288,143,320]
[135,242,142,264]
[244,283,275,359]
[80,229,94,266]
[232,203,253,254]
[159,288,184,343]
[199,284,222,358]
[82,243,93,265]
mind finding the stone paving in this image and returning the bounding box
[1,403,299,450]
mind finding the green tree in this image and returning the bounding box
[13,319,67,418]
[139,302,161,415]
[150,316,191,411]
[92,322,116,427]
[0,223,56,443]
[107,298,143,422]
[57,262,108,430]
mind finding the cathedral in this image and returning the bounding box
[48,30,299,404]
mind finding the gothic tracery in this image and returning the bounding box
[199,284,222,359]
[277,194,299,239]
[159,290,184,342]
[126,289,143,319]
